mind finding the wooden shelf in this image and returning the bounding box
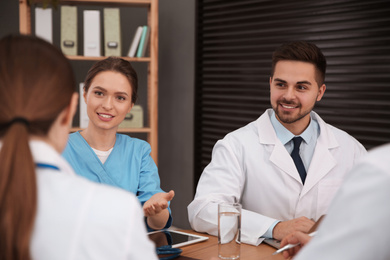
[30,0,152,7]
[67,55,151,62]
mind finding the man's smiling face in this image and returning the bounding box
[270,60,326,134]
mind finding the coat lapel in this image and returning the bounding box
[301,112,338,196]
[257,110,302,184]
[269,141,302,183]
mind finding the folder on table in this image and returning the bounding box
[61,6,77,56]
[35,7,52,43]
[104,8,121,57]
[83,10,101,57]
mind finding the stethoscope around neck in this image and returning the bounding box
[36,163,60,171]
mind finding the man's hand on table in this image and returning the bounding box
[272,216,315,241]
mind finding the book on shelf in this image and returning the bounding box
[79,83,89,128]
[60,6,77,56]
[136,26,149,58]
[83,10,101,57]
[35,7,53,43]
[140,26,150,57]
[103,8,121,57]
[127,26,143,57]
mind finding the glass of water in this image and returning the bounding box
[218,202,241,259]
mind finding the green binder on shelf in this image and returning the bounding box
[104,8,121,57]
[136,26,149,58]
[119,105,144,128]
[60,6,77,56]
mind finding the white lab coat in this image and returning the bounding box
[188,109,366,245]
[20,141,158,260]
[295,144,390,260]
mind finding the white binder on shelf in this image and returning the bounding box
[60,6,78,56]
[35,7,52,43]
[104,8,121,57]
[83,10,101,57]
[79,83,89,129]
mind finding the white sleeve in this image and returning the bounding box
[188,138,277,246]
[295,161,390,260]
[77,186,158,260]
[124,196,158,260]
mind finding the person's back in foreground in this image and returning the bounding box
[0,34,157,260]
[281,143,390,260]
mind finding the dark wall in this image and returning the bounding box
[0,1,19,38]
[158,0,195,229]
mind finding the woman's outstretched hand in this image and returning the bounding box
[143,190,175,217]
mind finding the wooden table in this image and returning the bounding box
[176,230,285,260]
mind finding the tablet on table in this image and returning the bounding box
[148,229,209,248]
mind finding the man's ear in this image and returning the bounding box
[62,92,79,126]
[316,84,326,101]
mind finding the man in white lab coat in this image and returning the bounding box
[187,41,367,245]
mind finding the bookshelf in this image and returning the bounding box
[19,0,159,163]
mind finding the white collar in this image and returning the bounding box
[29,140,76,175]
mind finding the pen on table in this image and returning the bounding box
[272,231,317,255]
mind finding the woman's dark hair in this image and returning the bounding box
[84,57,138,104]
[0,34,75,260]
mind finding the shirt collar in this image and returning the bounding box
[270,110,315,145]
[30,140,76,175]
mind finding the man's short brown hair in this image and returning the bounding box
[271,41,327,86]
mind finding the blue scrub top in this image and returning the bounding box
[62,132,172,230]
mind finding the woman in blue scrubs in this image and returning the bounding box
[62,57,174,231]
[0,35,157,259]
